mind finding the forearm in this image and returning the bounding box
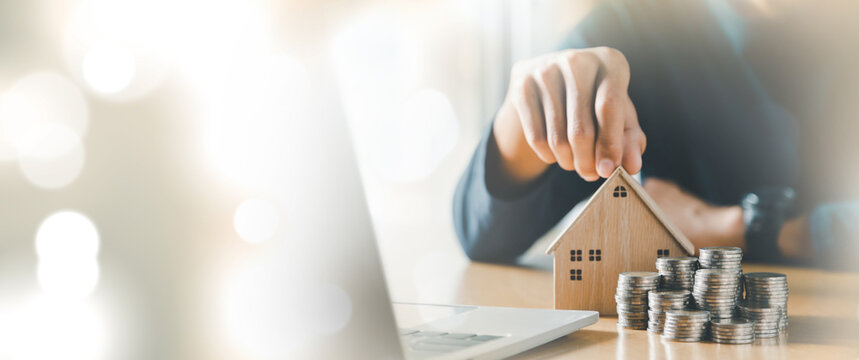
[644,178,815,261]
[453,124,596,263]
[453,128,554,263]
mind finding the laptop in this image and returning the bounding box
[268,72,599,360]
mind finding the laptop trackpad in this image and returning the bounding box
[392,302,478,329]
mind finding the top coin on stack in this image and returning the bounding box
[616,272,660,330]
[662,310,710,342]
[743,272,789,331]
[693,269,741,321]
[647,290,691,334]
[710,318,756,344]
[698,247,743,270]
[656,257,698,290]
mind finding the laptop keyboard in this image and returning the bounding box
[400,329,504,353]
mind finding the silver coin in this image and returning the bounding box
[712,333,756,339]
[619,271,660,279]
[661,335,705,342]
[650,289,691,297]
[745,284,788,289]
[700,246,743,252]
[744,272,786,279]
[712,320,754,327]
[713,338,755,344]
[712,334,755,340]
[699,258,743,262]
[666,309,710,316]
[711,329,755,335]
[663,325,709,331]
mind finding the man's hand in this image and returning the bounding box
[492,47,646,184]
[644,178,745,254]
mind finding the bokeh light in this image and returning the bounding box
[332,12,458,182]
[35,211,101,299]
[0,71,89,163]
[36,211,100,262]
[62,0,173,100]
[0,297,107,360]
[82,42,136,94]
[233,199,279,243]
[389,88,459,181]
[17,122,86,189]
[330,8,422,101]
[37,260,100,300]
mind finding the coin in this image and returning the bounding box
[661,309,710,342]
[616,272,660,329]
[693,268,742,320]
[743,272,789,331]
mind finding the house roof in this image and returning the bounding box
[545,167,696,255]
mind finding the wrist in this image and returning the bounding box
[742,188,797,263]
[491,101,549,185]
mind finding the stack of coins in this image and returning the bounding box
[693,269,741,320]
[647,290,691,333]
[662,310,710,342]
[698,247,745,309]
[710,319,756,344]
[743,272,789,331]
[738,302,783,338]
[616,272,661,330]
[656,257,698,290]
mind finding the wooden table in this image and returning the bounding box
[382,240,859,360]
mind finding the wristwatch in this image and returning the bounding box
[742,187,796,263]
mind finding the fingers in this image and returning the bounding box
[592,47,631,178]
[534,64,575,170]
[505,47,643,180]
[513,74,556,164]
[621,101,646,174]
[622,129,645,175]
[560,51,600,181]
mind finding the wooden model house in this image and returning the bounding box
[545,167,695,315]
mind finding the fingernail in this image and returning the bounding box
[583,175,599,182]
[597,159,615,178]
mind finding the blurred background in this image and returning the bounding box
[1,0,858,359]
[0,0,599,358]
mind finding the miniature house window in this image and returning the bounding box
[612,186,628,198]
[570,269,582,281]
[589,249,602,262]
[570,249,582,262]
[657,249,670,257]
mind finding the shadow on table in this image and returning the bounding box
[509,329,618,359]
[517,251,553,271]
[785,315,859,346]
